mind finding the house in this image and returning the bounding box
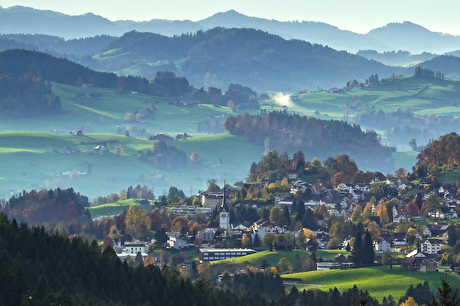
[426,224,449,237]
[450,263,460,274]
[197,228,215,243]
[92,145,107,153]
[422,227,432,237]
[400,257,437,272]
[201,192,232,210]
[305,239,318,251]
[334,253,346,263]
[274,241,293,251]
[391,232,407,247]
[172,253,193,267]
[125,242,148,255]
[374,239,391,253]
[168,235,188,249]
[422,238,441,255]
[406,249,428,258]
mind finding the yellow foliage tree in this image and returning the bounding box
[399,296,419,306]
[125,204,151,238]
[363,202,373,218]
[303,228,315,240]
[376,203,389,224]
[144,256,155,266]
[242,233,251,248]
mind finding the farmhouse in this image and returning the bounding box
[400,257,437,272]
[374,239,391,253]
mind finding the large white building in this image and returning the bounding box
[422,238,441,255]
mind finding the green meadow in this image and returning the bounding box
[1,76,460,199]
[281,265,460,301]
[212,250,348,266]
[0,131,263,199]
[87,199,154,219]
[260,76,460,121]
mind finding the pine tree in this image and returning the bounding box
[295,201,305,223]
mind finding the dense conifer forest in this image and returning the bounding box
[0,211,388,306]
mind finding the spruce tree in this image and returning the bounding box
[362,229,375,266]
[352,225,363,266]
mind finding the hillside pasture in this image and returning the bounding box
[212,249,348,267]
[282,265,460,301]
[0,131,264,199]
[87,199,154,219]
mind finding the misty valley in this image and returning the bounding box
[2,6,460,306]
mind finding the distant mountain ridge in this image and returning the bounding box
[106,28,399,91]
[1,6,460,54]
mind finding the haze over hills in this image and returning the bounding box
[2,6,460,54]
[102,28,400,91]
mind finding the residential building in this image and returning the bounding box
[125,242,148,255]
[199,248,256,261]
[422,238,441,255]
[374,239,391,253]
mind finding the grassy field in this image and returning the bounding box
[0,131,264,199]
[438,168,460,185]
[281,265,460,301]
[0,82,248,136]
[212,249,348,266]
[87,199,154,219]
[261,76,460,126]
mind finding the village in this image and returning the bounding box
[111,171,460,277]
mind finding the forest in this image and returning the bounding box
[137,140,188,171]
[2,188,90,229]
[224,111,392,170]
[0,74,61,116]
[413,132,460,177]
[351,109,460,147]
[2,211,450,306]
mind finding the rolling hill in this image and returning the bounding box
[98,28,400,91]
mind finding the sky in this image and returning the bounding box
[2,0,460,35]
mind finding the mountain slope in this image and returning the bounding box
[1,7,459,54]
[107,28,399,91]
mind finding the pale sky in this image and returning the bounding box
[2,0,460,35]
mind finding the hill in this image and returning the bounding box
[412,55,460,80]
[2,7,460,54]
[100,28,399,91]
